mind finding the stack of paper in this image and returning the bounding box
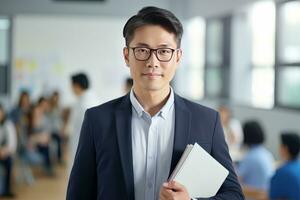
[169,143,229,198]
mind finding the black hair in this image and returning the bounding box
[123,6,183,47]
[280,132,300,160]
[71,73,89,90]
[243,120,265,146]
[38,97,46,105]
[18,90,30,108]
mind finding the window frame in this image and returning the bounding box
[274,0,300,110]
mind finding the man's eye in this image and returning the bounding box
[158,49,171,54]
[137,48,148,53]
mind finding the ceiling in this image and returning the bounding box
[0,0,282,19]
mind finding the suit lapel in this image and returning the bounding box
[169,95,191,177]
[115,95,135,200]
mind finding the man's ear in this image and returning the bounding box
[123,47,130,67]
[176,49,182,63]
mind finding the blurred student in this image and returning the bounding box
[0,104,17,198]
[49,91,64,164]
[219,105,243,151]
[269,132,300,200]
[69,73,99,166]
[9,91,31,136]
[237,121,274,190]
[29,97,53,175]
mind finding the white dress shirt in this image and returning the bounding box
[130,88,175,200]
[69,90,99,167]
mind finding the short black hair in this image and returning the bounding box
[280,132,300,160]
[123,6,183,47]
[71,73,89,90]
[243,120,265,146]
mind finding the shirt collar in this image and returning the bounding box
[130,87,174,119]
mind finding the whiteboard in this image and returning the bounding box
[12,15,130,106]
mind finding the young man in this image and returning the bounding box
[69,73,99,167]
[269,133,300,200]
[67,7,244,200]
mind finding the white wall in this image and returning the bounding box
[12,15,130,106]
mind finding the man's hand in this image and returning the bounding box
[159,180,190,200]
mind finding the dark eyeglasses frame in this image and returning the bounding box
[128,46,178,62]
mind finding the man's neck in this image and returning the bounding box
[133,86,171,117]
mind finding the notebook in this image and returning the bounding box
[168,143,229,198]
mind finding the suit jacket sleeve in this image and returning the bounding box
[66,110,97,200]
[197,113,244,200]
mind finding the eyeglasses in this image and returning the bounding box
[128,47,177,62]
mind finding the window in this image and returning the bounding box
[0,17,11,95]
[205,16,231,99]
[231,0,275,108]
[276,1,300,109]
[175,17,205,100]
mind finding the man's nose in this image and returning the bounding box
[146,50,160,68]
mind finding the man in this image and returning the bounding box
[69,73,99,167]
[269,133,300,200]
[67,7,244,200]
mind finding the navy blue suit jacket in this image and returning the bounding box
[66,93,244,200]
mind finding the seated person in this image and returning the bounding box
[269,132,300,200]
[0,104,17,198]
[219,105,243,151]
[27,98,53,175]
[237,120,274,190]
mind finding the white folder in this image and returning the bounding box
[169,143,229,198]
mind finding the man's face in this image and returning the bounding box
[123,25,182,93]
[72,83,82,97]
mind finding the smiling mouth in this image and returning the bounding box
[142,73,163,78]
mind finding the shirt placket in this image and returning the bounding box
[145,116,158,200]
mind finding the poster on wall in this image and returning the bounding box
[13,53,66,103]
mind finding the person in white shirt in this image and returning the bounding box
[69,73,99,167]
[0,104,17,198]
[67,7,243,200]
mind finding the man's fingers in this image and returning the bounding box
[163,181,185,191]
[160,185,173,200]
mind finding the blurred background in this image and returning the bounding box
[0,0,300,199]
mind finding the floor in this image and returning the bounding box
[1,165,69,200]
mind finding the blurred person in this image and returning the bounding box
[28,97,53,175]
[124,77,133,93]
[237,121,274,191]
[219,105,243,151]
[49,91,64,164]
[0,104,17,198]
[69,73,99,167]
[67,7,244,200]
[269,132,300,200]
[9,91,31,136]
[9,91,38,184]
